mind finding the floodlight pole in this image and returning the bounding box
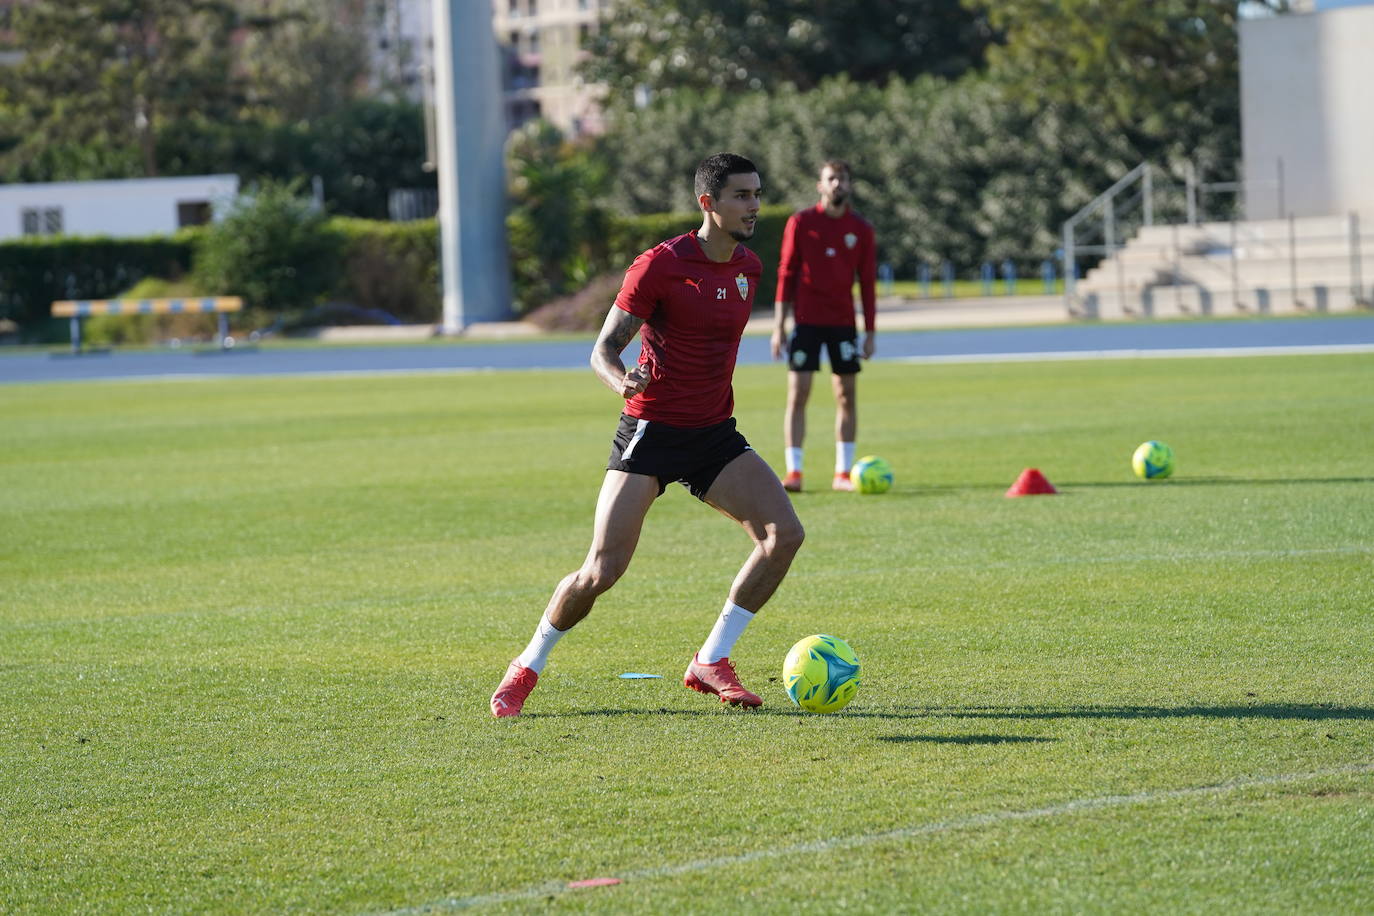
[431,0,511,332]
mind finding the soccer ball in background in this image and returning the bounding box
[783,634,861,713]
[1132,440,1175,479]
[849,455,893,494]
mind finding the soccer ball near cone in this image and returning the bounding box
[1132,440,1175,479]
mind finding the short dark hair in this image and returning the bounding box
[820,158,851,180]
[694,152,759,201]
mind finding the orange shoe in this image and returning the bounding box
[832,472,855,492]
[683,654,762,707]
[782,470,803,492]
[490,661,538,717]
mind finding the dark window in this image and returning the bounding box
[21,207,62,236]
[178,201,212,227]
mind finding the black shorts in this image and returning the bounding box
[606,414,752,501]
[788,324,861,375]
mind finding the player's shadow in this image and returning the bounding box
[907,703,1374,722]
[1057,475,1374,489]
[510,702,1374,724]
[876,734,1054,746]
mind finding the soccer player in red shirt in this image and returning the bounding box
[490,153,805,717]
[770,159,878,492]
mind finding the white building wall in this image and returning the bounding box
[1240,4,1374,220]
[0,174,239,242]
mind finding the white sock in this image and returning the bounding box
[785,447,803,474]
[698,601,756,663]
[515,612,566,674]
[836,441,856,474]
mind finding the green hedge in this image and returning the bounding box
[332,217,440,324]
[0,231,202,341]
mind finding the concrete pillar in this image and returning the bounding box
[432,0,512,331]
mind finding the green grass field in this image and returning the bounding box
[3,352,1372,913]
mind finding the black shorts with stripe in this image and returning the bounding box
[787,323,861,374]
[606,414,752,501]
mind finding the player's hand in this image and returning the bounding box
[862,333,875,360]
[619,363,651,398]
[770,328,787,361]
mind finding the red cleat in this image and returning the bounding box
[683,654,762,707]
[490,661,538,718]
[832,472,855,492]
[781,470,803,492]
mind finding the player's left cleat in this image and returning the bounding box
[683,654,762,707]
[781,470,803,492]
[490,661,539,718]
[832,472,855,492]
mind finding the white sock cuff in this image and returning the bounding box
[722,600,755,621]
[785,447,804,473]
[837,441,856,473]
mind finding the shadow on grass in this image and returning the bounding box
[1058,476,1374,489]
[877,734,1054,745]
[911,703,1374,722]
[871,475,1374,496]
[517,702,1374,723]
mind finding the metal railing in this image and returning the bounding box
[1078,212,1371,316]
[1063,162,1154,312]
[1063,160,1287,314]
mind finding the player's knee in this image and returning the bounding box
[770,517,805,558]
[580,554,628,594]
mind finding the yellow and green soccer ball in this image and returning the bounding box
[783,634,861,713]
[849,455,893,494]
[1132,440,1175,479]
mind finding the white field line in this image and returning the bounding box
[383,760,1374,913]
[892,343,1374,365]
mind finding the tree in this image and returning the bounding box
[234,0,371,122]
[196,179,343,312]
[506,121,611,313]
[0,0,241,178]
[157,99,434,219]
[966,0,1292,179]
[584,0,992,106]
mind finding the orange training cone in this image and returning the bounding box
[1005,468,1058,497]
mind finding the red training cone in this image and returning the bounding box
[1005,468,1058,497]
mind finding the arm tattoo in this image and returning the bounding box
[600,309,643,353]
[591,308,645,391]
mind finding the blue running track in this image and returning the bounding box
[2,315,1372,385]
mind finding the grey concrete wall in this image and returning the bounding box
[1241,5,1374,220]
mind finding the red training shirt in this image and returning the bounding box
[614,232,762,427]
[776,203,877,331]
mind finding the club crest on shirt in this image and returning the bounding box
[735,273,749,300]
[844,232,858,250]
